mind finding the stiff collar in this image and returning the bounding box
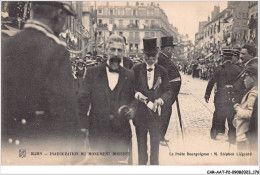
[24,19,66,47]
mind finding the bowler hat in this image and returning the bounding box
[161,36,175,48]
[142,38,158,57]
[33,1,77,16]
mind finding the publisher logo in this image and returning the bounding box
[19,149,26,158]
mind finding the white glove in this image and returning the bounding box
[153,98,164,112]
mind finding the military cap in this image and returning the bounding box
[32,1,77,16]
[222,46,233,56]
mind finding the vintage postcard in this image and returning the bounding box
[1,1,259,174]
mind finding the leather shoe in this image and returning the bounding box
[160,141,168,146]
[160,137,169,142]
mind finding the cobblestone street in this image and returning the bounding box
[131,73,258,165]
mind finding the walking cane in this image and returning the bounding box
[176,97,184,141]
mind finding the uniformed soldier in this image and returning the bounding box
[157,36,181,144]
[204,46,242,144]
[2,2,84,164]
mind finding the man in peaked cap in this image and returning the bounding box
[157,36,181,145]
[2,2,84,164]
[204,46,242,144]
[132,37,171,165]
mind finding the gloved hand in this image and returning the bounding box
[135,92,148,104]
[204,95,210,103]
[153,98,164,112]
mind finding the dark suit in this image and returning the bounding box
[132,63,171,165]
[78,63,135,164]
[157,51,181,140]
[205,61,242,142]
[123,57,134,69]
[2,23,83,163]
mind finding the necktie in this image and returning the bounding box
[106,64,119,73]
[147,68,153,72]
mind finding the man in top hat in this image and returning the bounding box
[204,46,242,143]
[78,34,136,165]
[157,36,181,144]
[132,38,171,165]
[1,2,84,165]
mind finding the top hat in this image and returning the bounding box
[161,36,175,48]
[142,38,158,57]
[33,2,77,16]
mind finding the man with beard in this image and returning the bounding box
[132,38,171,165]
[157,36,181,145]
[78,34,136,165]
[2,2,84,165]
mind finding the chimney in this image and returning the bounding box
[208,16,210,22]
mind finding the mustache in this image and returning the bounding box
[109,57,122,63]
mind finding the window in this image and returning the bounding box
[135,32,139,40]
[133,9,136,16]
[135,44,139,51]
[145,32,149,37]
[129,32,133,38]
[98,19,102,24]
[135,20,139,26]
[98,9,102,14]
[110,9,113,15]
[98,31,102,36]
[119,20,123,27]
[109,18,114,24]
[151,20,155,26]
[129,43,133,51]
[126,8,131,16]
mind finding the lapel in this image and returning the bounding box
[140,63,149,91]
[153,64,160,89]
[97,63,111,107]
[116,66,127,97]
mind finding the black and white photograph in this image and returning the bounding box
[1,1,259,174]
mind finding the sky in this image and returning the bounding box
[94,1,228,42]
[159,1,227,42]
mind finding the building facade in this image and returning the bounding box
[93,2,178,57]
[197,1,256,58]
